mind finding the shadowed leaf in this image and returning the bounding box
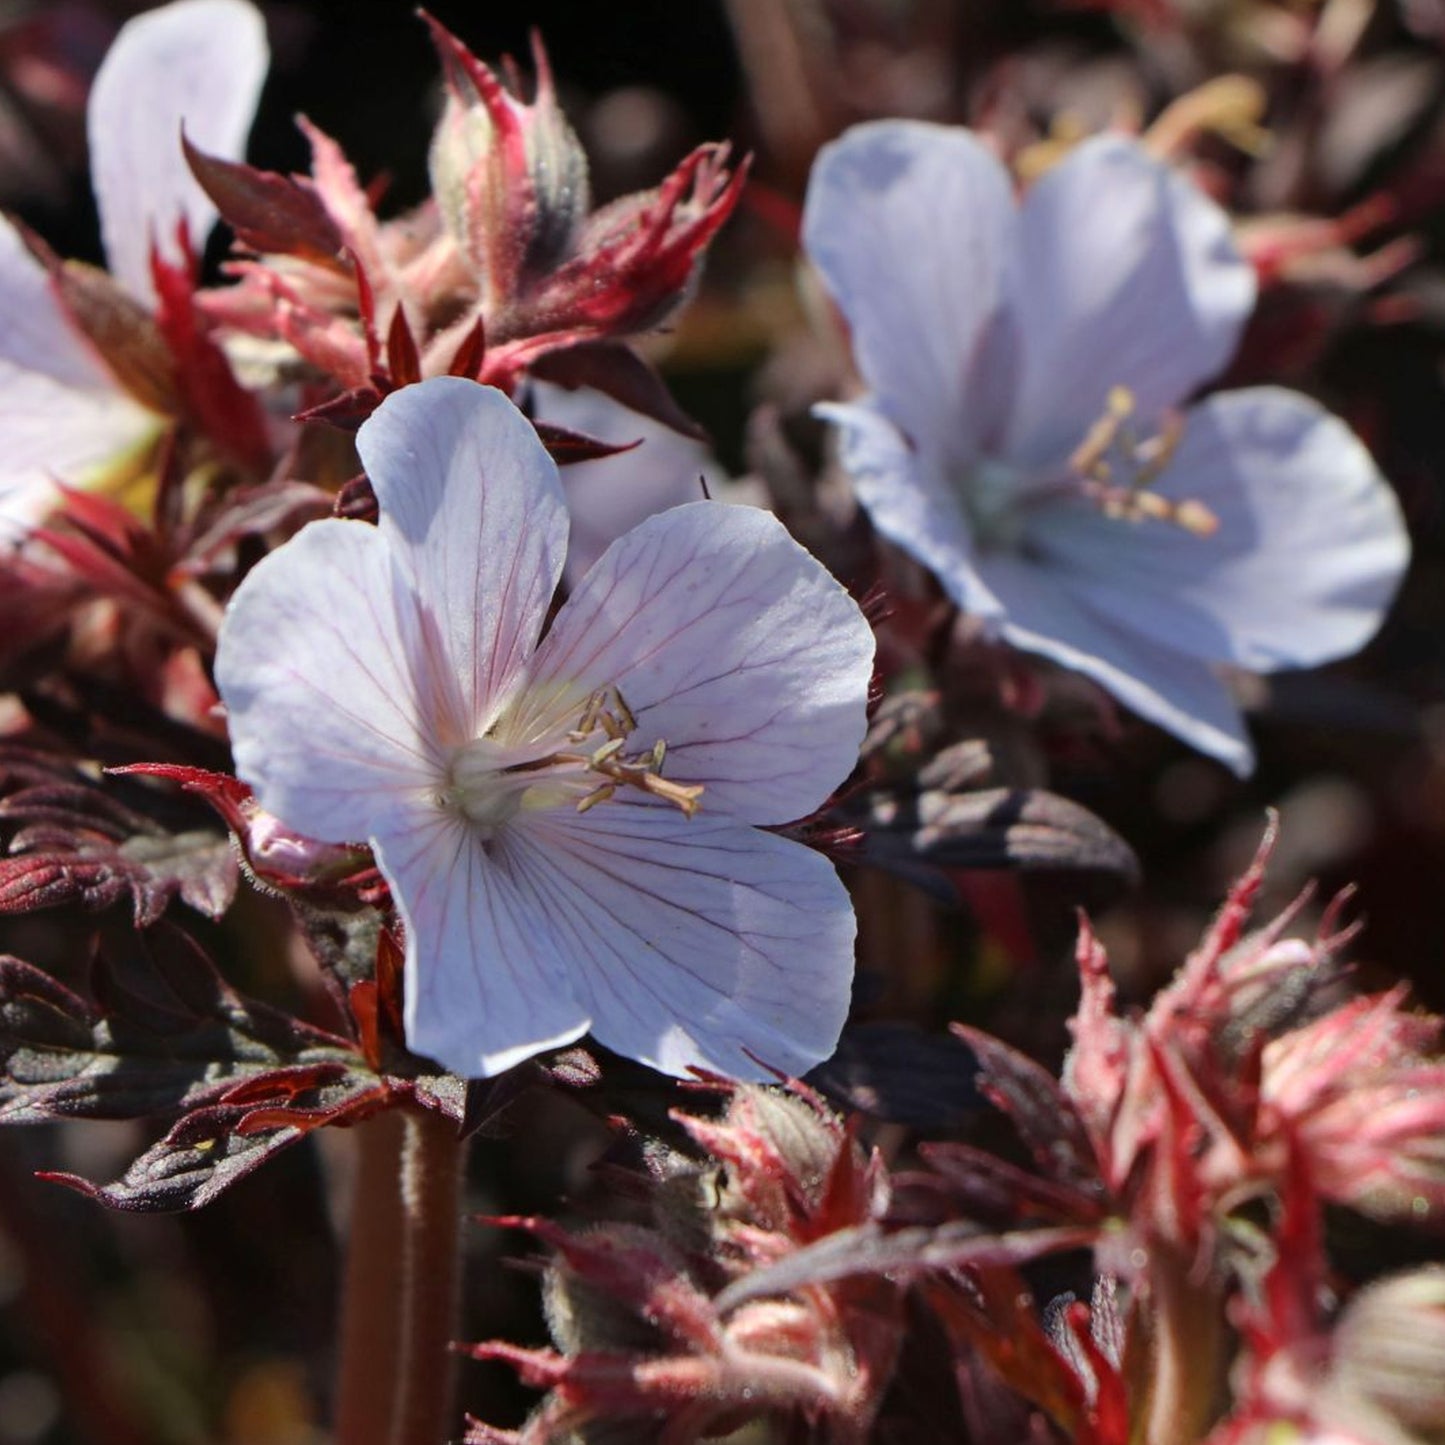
[851,785,1138,903]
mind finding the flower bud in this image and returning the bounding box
[425,20,589,310]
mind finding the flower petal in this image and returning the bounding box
[511,804,854,1079]
[89,0,269,303]
[1021,388,1410,672]
[803,120,1020,464]
[375,813,588,1078]
[977,552,1255,774]
[0,217,162,533]
[356,379,570,744]
[523,500,875,826]
[1004,135,1255,468]
[215,517,445,843]
[529,381,724,587]
[818,399,1005,622]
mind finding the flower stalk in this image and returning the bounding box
[334,1107,465,1445]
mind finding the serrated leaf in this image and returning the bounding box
[713,1220,1097,1313]
[0,927,488,1211]
[0,753,238,926]
[951,1026,1104,1198]
[0,934,355,1124]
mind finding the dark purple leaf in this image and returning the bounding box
[39,1089,372,1213]
[950,1027,1104,1198]
[184,135,346,263]
[532,421,643,466]
[0,754,238,926]
[806,1022,984,1129]
[0,937,356,1125]
[713,1221,1097,1313]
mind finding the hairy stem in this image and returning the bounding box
[335,1110,406,1445]
[333,1108,465,1445]
[1144,1245,1225,1445]
[389,1107,466,1445]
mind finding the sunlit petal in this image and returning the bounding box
[803,120,1020,466]
[357,379,570,744]
[1005,135,1255,467]
[377,812,589,1078]
[1022,388,1409,672]
[818,399,1005,623]
[524,500,875,825]
[513,804,854,1079]
[529,381,723,587]
[978,551,1255,774]
[216,518,445,843]
[90,0,269,302]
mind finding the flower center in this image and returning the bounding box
[441,683,703,835]
[1067,386,1217,536]
[957,386,1218,551]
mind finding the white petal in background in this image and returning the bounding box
[526,500,875,826]
[358,379,570,744]
[1022,388,1409,673]
[512,804,855,1080]
[89,0,269,304]
[977,550,1256,774]
[528,380,730,587]
[803,120,1019,466]
[818,398,1005,623]
[376,813,589,1078]
[1004,135,1256,468]
[0,216,160,534]
[216,518,445,843]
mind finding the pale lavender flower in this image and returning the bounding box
[803,122,1410,773]
[215,377,874,1080]
[0,0,267,531]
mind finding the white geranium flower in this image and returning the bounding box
[803,121,1410,774]
[215,378,874,1081]
[0,0,268,532]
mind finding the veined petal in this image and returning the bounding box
[978,552,1254,774]
[522,500,875,826]
[819,399,1005,622]
[215,517,446,843]
[803,120,1019,465]
[529,381,725,588]
[510,805,854,1080]
[1022,388,1410,672]
[90,0,269,303]
[1005,135,1255,468]
[357,379,570,744]
[375,812,588,1078]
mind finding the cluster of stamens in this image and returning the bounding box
[1070,386,1218,537]
[562,685,704,817]
[445,684,704,833]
